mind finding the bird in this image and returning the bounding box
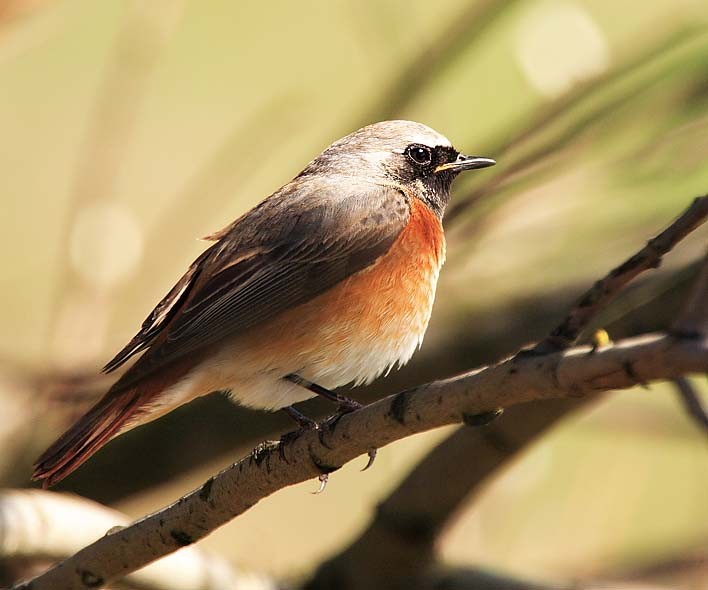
[33,120,496,487]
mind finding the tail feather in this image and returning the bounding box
[33,390,145,488]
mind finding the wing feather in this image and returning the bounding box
[108,179,411,390]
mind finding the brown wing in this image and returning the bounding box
[106,179,411,391]
[102,247,213,373]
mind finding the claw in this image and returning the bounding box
[361,447,377,471]
[312,473,328,495]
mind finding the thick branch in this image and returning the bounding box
[13,332,708,590]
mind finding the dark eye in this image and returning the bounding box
[405,144,433,166]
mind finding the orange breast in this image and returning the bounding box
[256,199,444,381]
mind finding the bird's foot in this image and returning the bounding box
[279,405,319,462]
[362,447,377,471]
[320,403,377,471]
[285,375,377,473]
[313,474,328,494]
[337,398,363,413]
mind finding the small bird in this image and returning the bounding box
[33,120,495,487]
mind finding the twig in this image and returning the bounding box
[673,377,708,435]
[672,252,708,338]
[12,332,708,590]
[0,489,274,590]
[670,253,708,434]
[536,195,708,352]
[446,27,708,223]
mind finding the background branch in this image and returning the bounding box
[0,490,273,590]
[671,251,708,337]
[303,400,583,590]
[673,377,708,435]
[537,195,708,351]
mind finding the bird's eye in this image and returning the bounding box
[405,144,433,166]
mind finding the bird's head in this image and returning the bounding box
[301,120,496,217]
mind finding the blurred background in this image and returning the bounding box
[1,0,708,588]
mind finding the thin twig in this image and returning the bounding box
[446,27,708,223]
[673,377,708,435]
[12,332,708,590]
[672,252,708,338]
[536,195,708,352]
[669,252,708,434]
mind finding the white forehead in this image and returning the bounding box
[327,120,454,162]
[365,120,453,148]
[401,127,452,148]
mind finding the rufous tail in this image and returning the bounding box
[32,388,146,488]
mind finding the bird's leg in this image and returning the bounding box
[280,406,319,471]
[284,373,376,470]
[280,408,330,493]
[283,405,319,429]
[285,374,362,413]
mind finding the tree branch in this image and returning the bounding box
[303,400,582,590]
[672,251,708,338]
[537,195,708,351]
[305,198,708,589]
[0,490,273,590]
[12,332,708,590]
[14,194,708,590]
[670,252,708,434]
[673,376,708,434]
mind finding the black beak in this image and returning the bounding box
[435,154,496,173]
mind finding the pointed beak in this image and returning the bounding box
[435,154,496,174]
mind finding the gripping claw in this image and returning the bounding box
[362,447,377,471]
[312,473,328,495]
